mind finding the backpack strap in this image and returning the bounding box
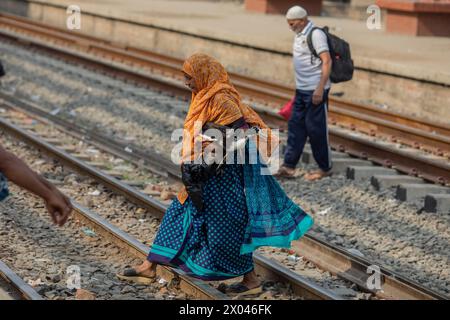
[306,27,321,64]
[306,27,320,57]
[307,27,331,65]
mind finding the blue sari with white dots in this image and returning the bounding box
[147,143,313,280]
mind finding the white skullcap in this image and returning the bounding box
[286,6,308,20]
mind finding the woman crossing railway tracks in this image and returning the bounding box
[118,53,314,296]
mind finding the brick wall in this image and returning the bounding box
[245,0,323,16]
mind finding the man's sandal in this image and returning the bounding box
[304,170,332,181]
[116,268,156,285]
[273,166,296,179]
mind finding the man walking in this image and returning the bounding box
[275,5,333,181]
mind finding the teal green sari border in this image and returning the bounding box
[240,215,314,255]
[151,202,250,279]
[149,204,192,258]
[150,244,176,257]
[178,252,253,278]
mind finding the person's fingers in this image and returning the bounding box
[50,195,72,226]
[53,210,62,226]
[312,96,322,106]
[59,205,72,226]
[47,205,58,225]
[54,203,71,226]
[57,211,69,226]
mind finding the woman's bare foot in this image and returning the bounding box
[117,260,157,284]
[241,270,261,289]
[133,260,157,278]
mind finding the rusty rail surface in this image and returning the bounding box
[0,260,43,300]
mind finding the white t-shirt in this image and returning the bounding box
[293,21,331,91]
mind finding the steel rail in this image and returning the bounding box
[0,260,43,300]
[70,203,227,300]
[294,237,448,300]
[330,129,450,185]
[328,106,450,154]
[0,91,181,181]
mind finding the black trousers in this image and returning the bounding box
[283,88,332,172]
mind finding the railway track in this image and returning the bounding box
[70,203,225,300]
[0,260,43,300]
[0,133,226,300]
[0,12,449,186]
[0,197,211,300]
[1,140,226,300]
[0,96,446,300]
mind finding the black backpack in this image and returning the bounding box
[307,26,354,83]
[0,60,5,77]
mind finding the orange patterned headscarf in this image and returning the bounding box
[177,53,277,204]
